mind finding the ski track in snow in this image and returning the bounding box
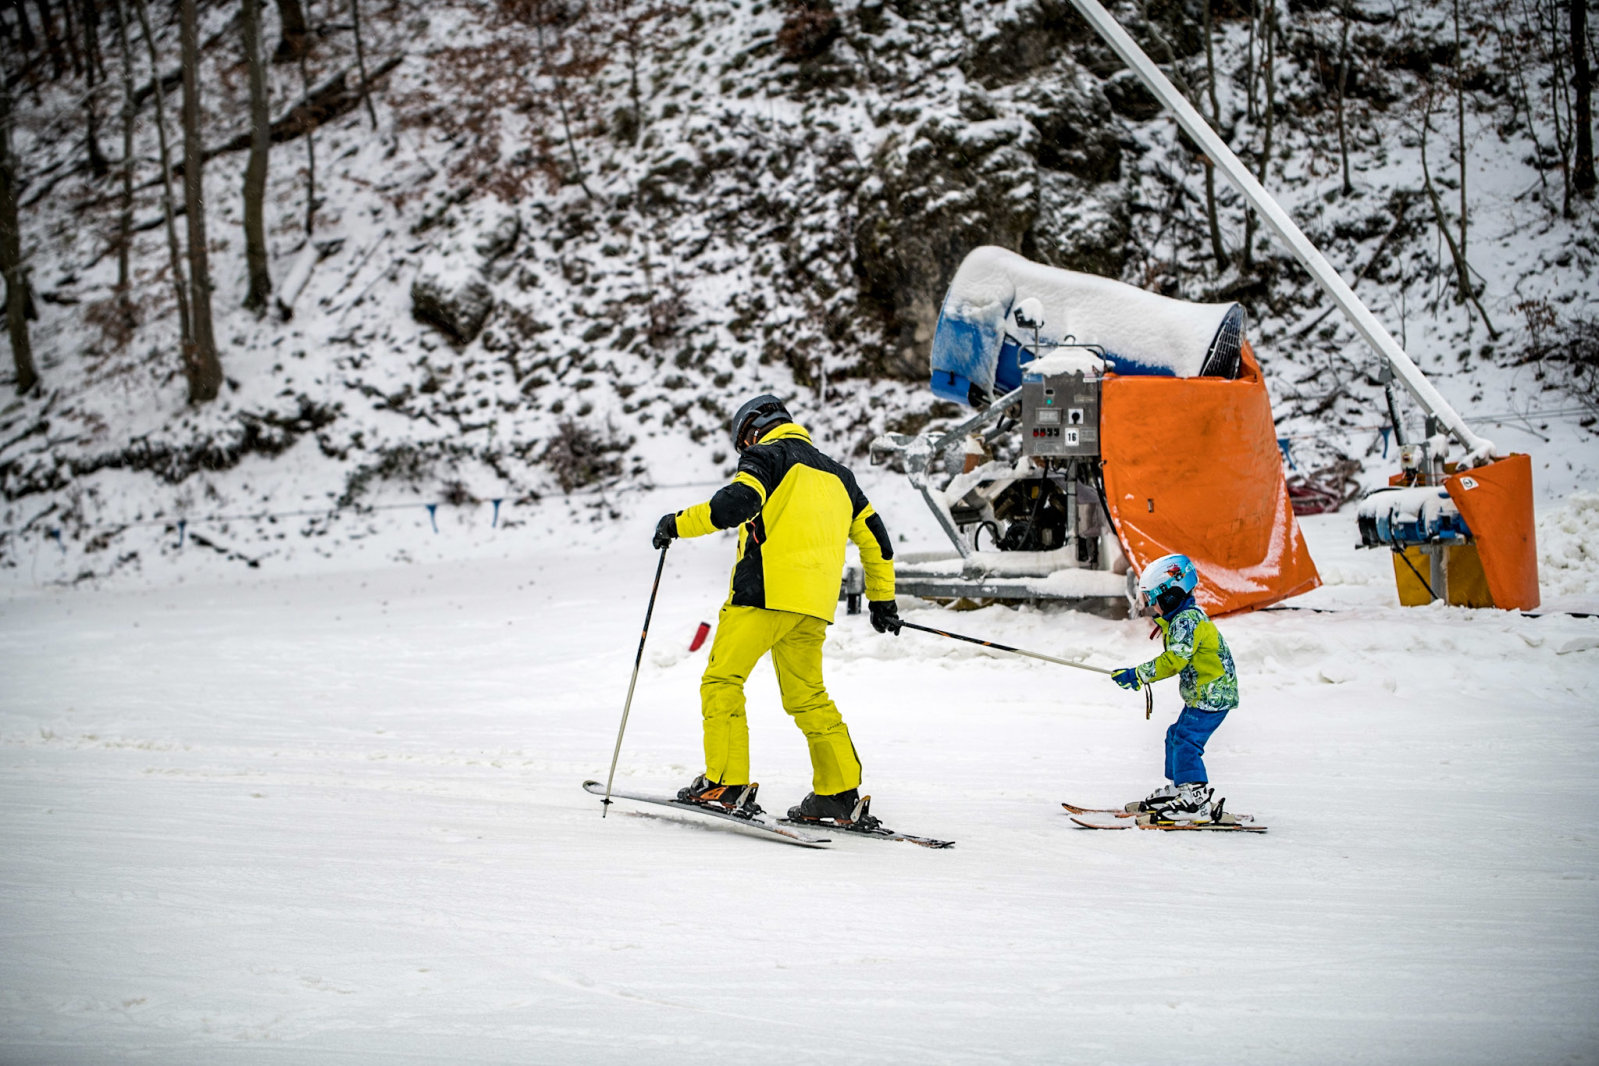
[1,493,1597,1065]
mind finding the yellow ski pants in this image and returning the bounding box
[699,605,862,795]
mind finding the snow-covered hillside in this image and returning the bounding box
[1,0,1595,580]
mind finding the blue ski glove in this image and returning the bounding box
[652,514,678,550]
[869,599,902,635]
[1111,667,1142,691]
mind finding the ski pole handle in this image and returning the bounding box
[601,543,669,817]
[895,619,1114,675]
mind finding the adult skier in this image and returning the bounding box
[651,394,900,828]
[1111,553,1240,821]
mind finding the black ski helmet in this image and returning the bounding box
[730,394,792,452]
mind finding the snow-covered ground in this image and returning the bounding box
[3,474,1597,1065]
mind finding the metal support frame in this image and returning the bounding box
[1062,0,1498,464]
[873,385,1024,565]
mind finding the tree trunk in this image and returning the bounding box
[81,0,110,178]
[274,0,309,63]
[1336,0,1352,195]
[350,0,378,129]
[1572,0,1595,197]
[179,0,221,403]
[132,0,193,361]
[1245,0,1276,270]
[242,0,272,311]
[1546,0,1573,216]
[113,0,136,327]
[14,0,39,54]
[1201,0,1227,266]
[1421,91,1498,336]
[1453,0,1468,259]
[1,69,40,394]
[33,0,69,78]
[298,44,316,236]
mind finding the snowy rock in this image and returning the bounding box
[410,256,495,346]
[473,212,522,262]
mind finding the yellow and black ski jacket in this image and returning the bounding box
[674,422,894,623]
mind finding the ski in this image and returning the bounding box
[779,793,953,848]
[1062,801,1256,824]
[583,780,831,848]
[1066,811,1267,833]
[778,817,954,849]
[1061,802,1138,818]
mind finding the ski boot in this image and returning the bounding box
[1146,782,1215,823]
[786,788,881,830]
[676,775,764,818]
[1126,783,1181,813]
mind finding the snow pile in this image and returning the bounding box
[1537,492,1599,604]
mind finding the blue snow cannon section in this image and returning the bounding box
[929,311,1025,407]
[1356,486,1473,548]
[927,248,1248,408]
[929,301,1175,407]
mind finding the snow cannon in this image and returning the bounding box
[928,245,1246,408]
[869,247,1319,615]
[1355,437,1539,610]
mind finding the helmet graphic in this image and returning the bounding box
[1137,553,1198,613]
[730,394,792,452]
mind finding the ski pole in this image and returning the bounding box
[894,619,1154,719]
[600,543,669,817]
[895,619,1113,673]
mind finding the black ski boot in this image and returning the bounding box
[676,775,763,818]
[786,788,881,830]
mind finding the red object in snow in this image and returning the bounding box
[689,622,711,652]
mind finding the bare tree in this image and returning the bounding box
[0,66,39,394]
[80,0,110,177]
[13,0,39,55]
[531,0,596,198]
[274,0,309,63]
[242,0,272,311]
[1335,0,1353,195]
[1201,0,1227,266]
[298,43,316,236]
[113,0,137,327]
[178,0,222,402]
[1420,85,1498,337]
[1453,0,1468,258]
[132,0,194,365]
[1573,0,1595,197]
[351,0,378,129]
[33,0,70,78]
[1244,0,1277,270]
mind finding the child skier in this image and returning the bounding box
[1111,553,1239,821]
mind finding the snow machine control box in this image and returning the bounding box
[1021,372,1100,458]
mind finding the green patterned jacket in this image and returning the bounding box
[1135,604,1239,713]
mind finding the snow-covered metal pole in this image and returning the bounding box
[1063,0,1499,463]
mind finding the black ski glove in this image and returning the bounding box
[869,599,901,635]
[652,513,678,550]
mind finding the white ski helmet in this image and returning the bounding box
[1138,553,1198,612]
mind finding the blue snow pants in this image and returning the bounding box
[1165,706,1229,784]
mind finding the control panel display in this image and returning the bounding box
[1021,372,1100,458]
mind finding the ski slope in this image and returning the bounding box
[2,483,1597,1065]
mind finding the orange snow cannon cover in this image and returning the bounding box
[1100,342,1320,615]
[1445,454,1540,610]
